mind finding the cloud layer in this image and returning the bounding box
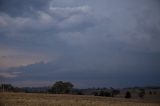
[0,0,160,88]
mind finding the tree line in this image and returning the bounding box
[0,81,158,99]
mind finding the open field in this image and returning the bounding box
[0,93,160,106]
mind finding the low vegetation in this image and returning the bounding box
[1,82,160,106]
[0,93,160,106]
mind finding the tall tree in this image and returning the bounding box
[51,81,73,94]
[0,84,14,92]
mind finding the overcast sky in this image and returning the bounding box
[0,0,160,88]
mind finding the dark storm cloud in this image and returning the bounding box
[0,0,160,87]
[0,0,50,17]
[0,0,96,51]
[2,51,160,87]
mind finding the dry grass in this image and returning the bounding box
[0,93,160,106]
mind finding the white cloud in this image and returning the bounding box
[0,72,21,78]
[49,5,90,13]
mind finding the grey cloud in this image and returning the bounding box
[0,2,96,52]
[1,0,159,53]
[0,0,160,87]
[0,0,50,17]
[2,51,160,87]
[0,71,21,78]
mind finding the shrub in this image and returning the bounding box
[125,91,131,99]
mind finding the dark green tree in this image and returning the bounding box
[112,90,120,96]
[104,91,111,97]
[94,92,98,96]
[125,91,131,99]
[51,81,73,94]
[0,84,14,92]
[99,90,104,96]
[138,89,145,98]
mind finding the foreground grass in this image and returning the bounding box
[0,93,160,106]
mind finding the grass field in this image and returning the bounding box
[0,93,160,106]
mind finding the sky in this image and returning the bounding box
[0,0,160,88]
